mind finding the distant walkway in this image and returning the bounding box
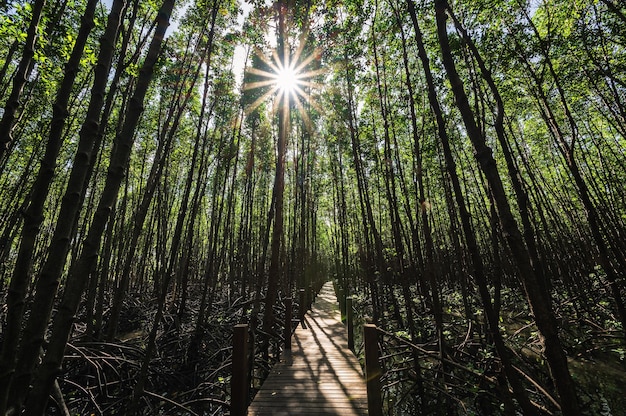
[248,282,368,415]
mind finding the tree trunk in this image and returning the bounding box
[263,0,289,357]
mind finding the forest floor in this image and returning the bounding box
[40,283,626,415]
[348,285,626,415]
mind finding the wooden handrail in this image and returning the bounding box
[284,298,292,350]
[299,289,306,328]
[346,296,354,351]
[364,323,383,416]
[231,324,249,416]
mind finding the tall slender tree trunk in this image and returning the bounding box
[343,54,383,321]
[107,22,212,339]
[0,40,19,100]
[263,0,289,355]
[371,11,422,354]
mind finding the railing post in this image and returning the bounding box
[231,324,249,416]
[346,297,354,351]
[284,298,292,350]
[299,289,306,328]
[338,287,345,318]
[364,324,382,416]
[308,284,314,308]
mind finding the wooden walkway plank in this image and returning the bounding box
[248,282,368,415]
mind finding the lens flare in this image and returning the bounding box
[242,31,326,128]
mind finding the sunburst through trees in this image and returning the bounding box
[242,32,325,127]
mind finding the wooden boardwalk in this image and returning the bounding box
[248,282,368,415]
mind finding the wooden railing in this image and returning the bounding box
[357,315,503,415]
[229,284,390,416]
[364,323,383,416]
[231,324,249,416]
[342,293,383,416]
[234,286,537,415]
[342,293,421,416]
[229,284,321,416]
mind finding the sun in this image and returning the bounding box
[274,63,300,95]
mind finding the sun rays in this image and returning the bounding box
[242,32,326,129]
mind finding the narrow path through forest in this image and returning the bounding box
[247,282,368,415]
